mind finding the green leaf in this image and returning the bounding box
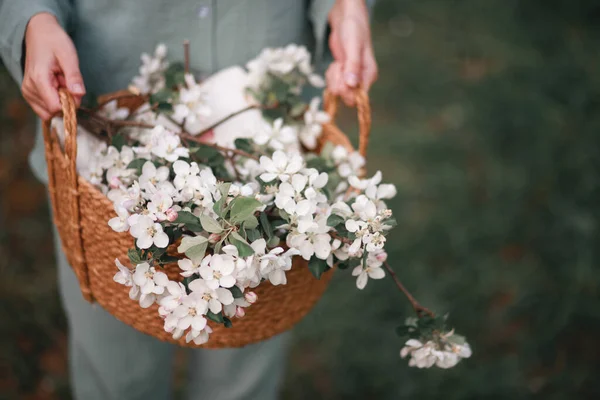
[327,214,345,227]
[174,211,203,231]
[157,255,181,265]
[385,217,398,228]
[199,214,223,233]
[149,88,173,105]
[267,236,280,247]
[234,138,253,153]
[127,248,142,265]
[206,310,224,324]
[229,197,262,224]
[242,215,259,230]
[308,257,329,280]
[111,133,126,151]
[245,228,261,243]
[223,317,233,328]
[230,231,255,257]
[127,158,147,173]
[177,235,208,263]
[395,325,412,338]
[164,62,186,87]
[259,212,274,239]
[290,101,307,118]
[228,285,244,299]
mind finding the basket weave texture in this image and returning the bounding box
[42,88,371,348]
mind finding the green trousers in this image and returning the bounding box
[52,225,291,400]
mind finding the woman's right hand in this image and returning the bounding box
[22,12,85,120]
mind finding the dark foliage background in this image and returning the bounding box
[1,0,599,398]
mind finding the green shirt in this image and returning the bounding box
[0,0,336,182]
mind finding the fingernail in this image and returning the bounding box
[70,83,85,94]
[344,72,359,87]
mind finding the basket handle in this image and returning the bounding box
[42,88,93,301]
[323,88,372,160]
[57,88,79,179]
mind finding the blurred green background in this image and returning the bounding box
[2,0,600,398]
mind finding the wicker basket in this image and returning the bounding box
[42,88,371,348]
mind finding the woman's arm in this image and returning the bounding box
[0,0,84,120]
[326,0,378,106]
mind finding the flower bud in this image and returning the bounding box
[244,291,258,304]
[208,233,221,244]
[109,176,122,189]
[235,306,246,318]
[375,251,388,262]
[165,208,178,222]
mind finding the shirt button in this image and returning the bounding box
[197,5,211,19]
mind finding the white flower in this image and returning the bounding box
[259,151,304,182]
[129,214,170,249]
[246,239,297,285]
[173,160,200,190]
[108,205,130,232]
[287,216,332,261]
[332,146,365,178]
[178,258,201,278]
[99,100,130,120]
[198,254,237,289]
[172,74,212,134]
[351,262,385,289]
[147,191,174,221]
[131,43,169,94]
[139,161,170,191]
[299,97,329,150]
[253,118,298,151]
[185,325,213,345]
[113,258,134,286]
[158,281,187,316]
[150,125,189,162]
[351,195,378,222]
[166,292,208,332]
[188,279,235,314]
[274,174,315,217]
[132,262,168,308]
[400,336,472,369]
[114,259,141,302]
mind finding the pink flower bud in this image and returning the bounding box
[375,251,388,262]
[235,306,246,318]
[244,291,258,304]
[109,176,122,189]
[165,208,178,222]
[208,233,221,244]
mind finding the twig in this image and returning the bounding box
[195,105,258,138]
[180,133,259,160]
[183,40,190,75]
[383,261,435,318]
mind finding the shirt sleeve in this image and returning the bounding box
[0,0,72,84]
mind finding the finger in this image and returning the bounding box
[329,62,345,98]
[361,47,378,91]
[342,37,362,89]
[55,42,86,96]
[326,64,340,96]
[33,67,62,114]
[22,78,53,120]
[57,73,82,107]
[27,94,52,120]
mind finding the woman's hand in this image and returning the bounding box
[22,12,85,120]
[326,0,378,106]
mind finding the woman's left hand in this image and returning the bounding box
[326,0,378,106]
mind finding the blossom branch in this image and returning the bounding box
[382,261,435,318]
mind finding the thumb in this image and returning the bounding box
[342,39,362,88]
[55,43,85,96]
